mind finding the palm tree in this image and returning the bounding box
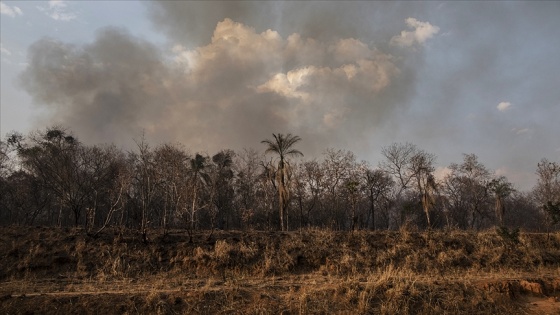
[261,133,303,231]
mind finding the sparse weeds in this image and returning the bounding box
[497,226,521,248]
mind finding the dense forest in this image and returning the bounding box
[0,126,558,235]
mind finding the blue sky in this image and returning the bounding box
[1,1,560,191]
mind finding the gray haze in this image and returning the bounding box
[16,1,560,190]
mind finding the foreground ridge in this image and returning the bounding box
[1,227,559,314]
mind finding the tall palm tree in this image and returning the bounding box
[261,133,303,231]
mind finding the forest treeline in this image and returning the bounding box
[0,126,558,235]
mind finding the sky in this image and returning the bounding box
[1,1,560,191]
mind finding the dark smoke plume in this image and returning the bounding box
[20,2,435,156]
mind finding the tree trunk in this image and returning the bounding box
[496,197,505,226]
[191,186,197,232]
[422,192,431,228]
[277,160,287,231]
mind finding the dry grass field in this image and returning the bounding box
[1,226,559,314]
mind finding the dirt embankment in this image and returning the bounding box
[0,227,559,314]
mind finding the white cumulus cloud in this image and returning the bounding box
[1,1,23,17]
[391,18,439,47]
[37,0,77,21]
[497,101,512,112]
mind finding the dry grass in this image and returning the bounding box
[0,226,559,314]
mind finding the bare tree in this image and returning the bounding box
[291,160,325,229]
[89,146,131,236]
[131,135,160,243]
[443,154,492,229]
[8,127,92,226]
[505,191,545,231]
[380,143,436,229]
[187,153,211,240]
[81,145,129,235]
[153,143,190,234]
[533,158,560,229]
[0,139,10,178]
[0,140,11,224]
[234,149,264,230]
[321,149,359,230]
[363,168,394,230]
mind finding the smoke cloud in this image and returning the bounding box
[12,1,560,190]
[20,2,432,156]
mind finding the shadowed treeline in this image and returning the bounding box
[0,126,558,234]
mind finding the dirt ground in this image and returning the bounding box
[526,296,560,315]
[1,275,559,314]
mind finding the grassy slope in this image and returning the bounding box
[0,226,559,314]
